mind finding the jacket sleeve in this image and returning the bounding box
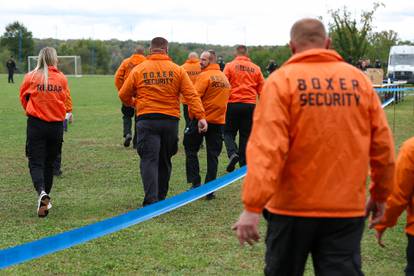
[256,70,265,95]
[242,75,290,213]
[376,140,414,231]
[368,85,395,202]
[65,87,73,112]
[114,61,126,91]
[19,74,31,110]
[180,68,205,120]
[223,64,231,83]
[194,74,208,99]
[118,68,137,107]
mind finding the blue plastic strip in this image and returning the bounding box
[381,97,395,108]
[0,167,247,270]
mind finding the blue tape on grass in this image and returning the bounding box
[0,166,247,270]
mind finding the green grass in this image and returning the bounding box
[0,74,410,275]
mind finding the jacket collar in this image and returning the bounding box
[234,55,251,62]
[284,49,344,65]
[148,53,171,61]
[185,58,199,64]
[202,64,220,71]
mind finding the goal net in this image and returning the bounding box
[27,55,82,77]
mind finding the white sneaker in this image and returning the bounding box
[37,191,50,217]
[47,202,52,210]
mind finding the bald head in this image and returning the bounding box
[150,37,168,54]
[188,52,199,59]
[236,45,248,56]
[134,45,145,55]
[289,18,330,53]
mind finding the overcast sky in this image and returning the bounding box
[0,0,413,46]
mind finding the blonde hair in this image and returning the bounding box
[32,47,58,87]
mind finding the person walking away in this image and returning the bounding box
[223,45,264,172]
[232,18,395,275]
[115,46,146,148]
[6,56,16,83]
[181,52,201,128]
[375,136,414,276]
[20,47,73,217]
[119,37,207,207]
[184,50,230,199]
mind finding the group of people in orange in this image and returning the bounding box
[18,17,413,275]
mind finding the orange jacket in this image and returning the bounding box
[192,64,230,124]
[376,137,414,235]
[181,58,201,105]
[242,49,395,218]
[118,53,205,120]
[20,66,72,122]
[224,55,264,104]
[114,54,146,91]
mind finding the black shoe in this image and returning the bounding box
[226,153,239,172]
[53,170,62,176]
[205,193,216,200]
[124,134,132,147]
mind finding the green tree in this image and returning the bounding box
[0,21,34,71]
[328,3,383,64]
[366,30,399,69]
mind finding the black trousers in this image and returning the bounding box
[121,105,137,146]
[183,123,223,187]
[182,104,190,129]
[223,103,255,166]
[26,116,63,195]
[263,211,365,276]
[8,70,14,83]
[136,119,178,206]
[406,234,414,276]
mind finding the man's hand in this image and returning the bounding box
[232,210,261,246]
[65,112,73,123]
[365,197,386,229]
[375,230,386,247]
[198,119,208,133]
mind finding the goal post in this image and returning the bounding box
[27,55,82,77]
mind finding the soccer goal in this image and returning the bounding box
[27,55,82,77]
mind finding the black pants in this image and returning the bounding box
[122,105,137,146]
[136,119,178,206]
[183,123,223,187]
[8,70,14,83]
[406,234,414,276]
[223,103,255,166]
[263,211,365,276]
[26,116,63,195]
[182,104,190,129]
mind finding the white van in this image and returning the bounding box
[387,45,414,83]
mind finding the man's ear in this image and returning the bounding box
[325,37,332,49]
[289,41,296,54]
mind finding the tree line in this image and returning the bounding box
[1,3,413,76]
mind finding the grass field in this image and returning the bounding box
[0,74,411,275]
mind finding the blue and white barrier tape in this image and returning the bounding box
[0,167,247,269]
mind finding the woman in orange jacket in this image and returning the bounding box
[20,47,72,217]
[375,136,414,275]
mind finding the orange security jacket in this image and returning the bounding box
[20,66,72,122]
[376,137,414,235]
[242,49,395,218]
[181,58,201,105]
[118,53,205,120]
[192,64,230,124]
[224,55,264,104]
[114,54,146,91]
